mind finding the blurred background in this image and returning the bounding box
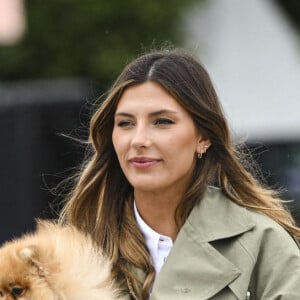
[0,0,299,243]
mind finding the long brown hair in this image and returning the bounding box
[60,48,300,299]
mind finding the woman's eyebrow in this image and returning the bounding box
[114,112,133,117]
[115,109,178,117]
[149,109,178,117]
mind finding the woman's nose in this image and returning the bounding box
[130,126,152,148]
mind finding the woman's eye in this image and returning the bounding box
[154,118,174,125]
[117,120,133,127]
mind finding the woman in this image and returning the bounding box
[60,48,300,299]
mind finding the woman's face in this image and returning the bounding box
[112,81,208,195]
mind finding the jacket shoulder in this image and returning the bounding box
[202,186,299,250]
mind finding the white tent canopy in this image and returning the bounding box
[183,0,300,142]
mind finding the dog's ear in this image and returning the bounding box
[19,246,48,277]
[19,245,37,260]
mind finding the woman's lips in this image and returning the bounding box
[129,157,162,168]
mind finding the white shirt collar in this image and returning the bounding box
[133,201,173,275]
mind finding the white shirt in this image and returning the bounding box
[134,202,173,275]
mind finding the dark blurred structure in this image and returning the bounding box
[276,0,300,31]
[249,142,300,225]
[0,79,90,244]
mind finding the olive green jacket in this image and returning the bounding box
[131,186,300,299]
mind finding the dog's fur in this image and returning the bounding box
[0,221,125,300]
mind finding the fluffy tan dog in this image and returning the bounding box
[0,221,125,300]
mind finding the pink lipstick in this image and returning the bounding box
[129,157,161,168]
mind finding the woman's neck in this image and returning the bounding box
[134,190,182,241]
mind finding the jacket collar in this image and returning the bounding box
[148,186,256,299]
[187,186,255,242]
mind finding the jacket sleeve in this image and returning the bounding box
[249,223,300,299]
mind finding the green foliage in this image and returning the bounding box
[0,0,198,88]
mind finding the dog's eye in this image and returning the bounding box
[11,287,24,297]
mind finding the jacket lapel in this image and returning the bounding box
[150,187,255,299]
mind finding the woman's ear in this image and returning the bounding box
[196,139,211,156]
